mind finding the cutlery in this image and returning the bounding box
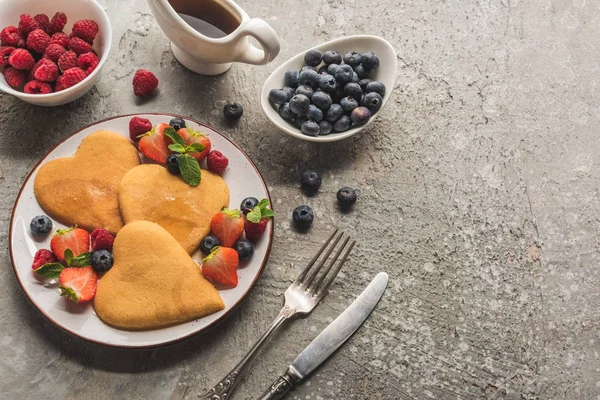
[200,229,355,399]
[257,271,388,400]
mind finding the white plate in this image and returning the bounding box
[9,114,273,348]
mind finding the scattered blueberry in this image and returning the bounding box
[359,78,373,91]
[318,121,333,135]
[301,170,322,193]
[343,51,362,66]
[337,187,357,209]
[318,74,337,93]
[279,102,295,121]
[306,104,324,122]
[166,154,180,174]
[323,50,342,65]
[30,215,52,236]
[200,235,221,254]
[223,102,243,120]
[361,92,383,113]
[334,64,354,86]
[311,91,332,111]
[361,52,380,70]
[91,250,114,273]
[284,69,299,87]
[240,197,259,214]
[269,88,288,105]
[299,69,320,88]
[292,205,314,229]
[354,64,369,79]
[290,94,311,115]
[169,117,186,130]
[340,96,359,112]
[304,49,323,67]
[333,115,352,132]
[234,239,255,261]
[295,85,314,99]
[351,107,372,125]
[327,63,341,76]
[365,81,386,97]
[301,120,320,136]
[344,82,363,100]
[325,103,343,122]
[282,86,295,101]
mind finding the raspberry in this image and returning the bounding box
[44,43,66,62]
[55,75,65,92]
[32,249,57,270]
[207,150,229,174]
[77,52,99,75]
[34,58,58,82]
[34,14,50,33]
[48,12,67,35]
[58,51,77,72]
[91,228,115,252]
[8,48,34,70]
[0,46,15,67]
[60,67,87,89]
[68,37,92,55]
[26,29,50,54]
[128,116,152,142]
[18,14,40,38]
[132,69,158,97]
[3,67,26,89]
[72,20,99,43]
[24,80,52,94]
[49,32,69,47]
[1,26,21,47]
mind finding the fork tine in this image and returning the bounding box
[314,240,355,296]
[301,231,344,288]
[308,235,350,292]
[295,228,339,284]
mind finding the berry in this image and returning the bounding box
[49,12,67,35]
[282,86,295,101]
[4,67,26,89]
[340,96,359,112]
[292,205,314,230]
[200,235,221,254]
[358,78,373,91]
[278,102,294,121]
[8,48,34,70]
[350,106,371,125]
[344,82,363,100]
[351,71,359,83]
[317,65,329,74]
[337,187,357,209]
[177,126,211,161]
[354,64,369,79]
[294,84,313,99]
[72,20,99,43]
[91,228,114,252]
[304,49,323,67]
[333,115,352,132]
[234,239,254,261]
[201,246,239,287]
[289,94,310,115]
[128,116,152,142]
[301,120,320,136]
[244,198,273,241]
[166,154,180,174]
[294,115,308,130]
[343,51,362,66]
[223,102,243,120]
[269,88,287,105]
[361,51,380,70]
[361,92,383,113]
[240,197,259,214]
[60,67,87,89]
[43,43,66,62]
[49,32,69,47]
[327,63,341,76]
[318,73,337,93]
[59,266,98,303]
[365,81,386,97]
[91,250,113,272]
[284,69,299,87]
[138,123,171,164]
[18,14,40,38]
[77,52,99,75]
[210,208,244,247]
[57,50,77,72]
[34,59,58,82]
[26,29,50,54]
[33,14,50,33]
[132,69,158,97]
[1,26,21,47]
[300,65,317,73]
[306,104,323,122]
[298,69,319,88]
[311,91,332,111]
[301,170,322,193]
[68,37,92,55]
[24,80,52,94]
[169,117,186,130]
[318,121,332,135]
[334,64,354,86]
[30,215,53,235]
[50,227,90,261]
[325,104,343,123]
[32,249,57,270]
[322,50,342,65]
[207,150,229,174]
[54,75,65,92]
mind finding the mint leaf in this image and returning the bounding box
[64,249,73,266]
[258,198,270,209]
[163,127,186,147]
[34,262,64,279]
[59,286,79,303]
[247,199,274,222]
[70,252,92,267]
[246,206,262,223]
[168,143,186,154]
[186,143,206,154]
[261,209,275,218]
[178,154,201,187]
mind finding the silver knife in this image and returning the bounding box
[257,272,389,400]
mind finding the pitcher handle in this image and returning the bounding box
[234,18,280,65]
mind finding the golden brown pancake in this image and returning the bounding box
[33,130,140,234]
[94,220,225,330]
[118,164,229,254]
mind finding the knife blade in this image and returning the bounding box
[257,272,389,400]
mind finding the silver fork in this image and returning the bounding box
[200,229,355,400]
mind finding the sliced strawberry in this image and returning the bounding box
[59,266,98,303]
[176,126,211,161]
[138,122,171,164]
[210,208,245,248]
[201,246,239,286]
[50,227,90,261]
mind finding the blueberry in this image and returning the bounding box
[325,103,343,122]
[169,117,186,130]
[301,65,317,73]
[354,64,370,79]
[166,154,180,174]
[299,69,320,88]
[269,88,288,105]
[340,96,359,112]
[30,215,52,236]
[361,51,380,70]
[223,102,243,120]
[323,50,342,65]
[365,81,386,97]
[294,115,308,129]
[331,87,345,103]
[337,187,357,209]
[306,104,324,122]
[295,84,314,99]
[317,65,329,74]
[311,91,332,111]
[333,115,352,132]
[359,78,373,91]
[334,64,354,85]
[240,197,259,214]
[351,72,359,83]
[91,250,114,273]
[301,120,320,136]
[200,235,221,254]
[279,102,295,121]
[282,86,295,101]
[284,69,299,87]
[234,239,255,261]
[318,121,332,135]
[327,63,341,76]
[290,94,311,115]
[344,82,363,100]
[362,92,383,113]
[343,51,362,66]
[304,49,323,67]
[292,205,314,229]
[318,74,337,93]
[350,106,372,125]
[301,170,322,193]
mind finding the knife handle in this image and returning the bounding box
[257,368,302,400]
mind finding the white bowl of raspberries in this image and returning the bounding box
[0,0,111,106]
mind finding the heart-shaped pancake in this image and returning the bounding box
[34,130,140,234]
[94,220,224,330]
[118,164,229,254]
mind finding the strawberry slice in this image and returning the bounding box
[176,126,211,161]
[138,122,171,164]
[50,227,90,262]
[201,246,239,286]
[59,266,98,303]
[210,208,245,248]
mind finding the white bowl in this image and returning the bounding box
[261,35,397,143]
[0,0,111,106]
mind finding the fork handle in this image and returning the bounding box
[199,305,296,399]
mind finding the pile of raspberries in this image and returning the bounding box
[0,12,100,94]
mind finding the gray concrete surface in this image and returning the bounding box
[1,0,599,399]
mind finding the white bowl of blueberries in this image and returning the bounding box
[261,35,397,142]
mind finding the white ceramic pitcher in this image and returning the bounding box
[146,0,280,75]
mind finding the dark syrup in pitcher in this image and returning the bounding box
[168,0,241,38]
